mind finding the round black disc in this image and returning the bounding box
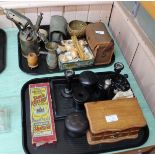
[65,112,89,137]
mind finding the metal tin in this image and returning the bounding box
[58,46,94,70]
[49,15,67,42]
[19,31,39,57]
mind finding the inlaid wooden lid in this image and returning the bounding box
[84,98,147,134]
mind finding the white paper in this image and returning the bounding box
[95,31,104,35]
[105,114,118,123]
[112,89,134,100]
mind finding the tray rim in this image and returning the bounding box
[0,29,7,73]
[21,73,149,154]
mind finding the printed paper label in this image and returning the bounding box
[95,31,104,35]
[105,114,118,123]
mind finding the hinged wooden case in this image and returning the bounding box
[86,22,114,65]
[84,98,147,145]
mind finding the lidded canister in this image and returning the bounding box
[45,42,58,69]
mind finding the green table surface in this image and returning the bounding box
[0,28,155,154]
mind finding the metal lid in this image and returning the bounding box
[79,71,98,86]
[65,112,88,134]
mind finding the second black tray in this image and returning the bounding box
[18,25,115,75]
[0,29,6,73]
[21,72,149,154]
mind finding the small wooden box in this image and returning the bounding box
[84,98,147,145]
[86,22,114,65]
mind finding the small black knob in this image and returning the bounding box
[114,62,124,74]
[65,69,75,81]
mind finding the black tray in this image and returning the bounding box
[21,72,149,154]
[0,29,6,73]
[18,25,115,75]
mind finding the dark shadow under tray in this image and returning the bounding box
[0,29,6,73]
[21,72,149,154]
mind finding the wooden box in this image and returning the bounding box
[84,98,147,145]
[86,22,114,65]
